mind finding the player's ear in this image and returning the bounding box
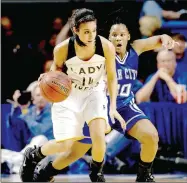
[73,27,78,34]
[128,34,130,40]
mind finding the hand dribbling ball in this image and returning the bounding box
[39,71,72,102]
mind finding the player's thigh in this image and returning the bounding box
[112,99,150,136]
[84,91,111,134]
[52,103,85,142]
[116,99,147,128]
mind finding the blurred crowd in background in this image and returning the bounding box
[1,0,187,176]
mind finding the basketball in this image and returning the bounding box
[39,71,72,103]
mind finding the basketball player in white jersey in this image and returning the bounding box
[20,8,125,182]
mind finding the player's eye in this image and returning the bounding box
[113,34,117,37]
[85,31,89,34]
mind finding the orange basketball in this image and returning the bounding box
[39,71,72,103]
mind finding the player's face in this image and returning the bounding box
[109,24,130,54]
[75,21,97,46]
[32,87,48,109]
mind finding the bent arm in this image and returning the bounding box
[50,39,69,72]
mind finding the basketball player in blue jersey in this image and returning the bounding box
[19,9,125,182]
[28,23,176,182]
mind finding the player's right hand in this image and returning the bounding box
[109,108,126,130]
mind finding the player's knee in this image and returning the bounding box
[92,133,105,144]
[89,119,106,149]
[89,119,106,138]
[55,143,66,153]
[141,130,159,146]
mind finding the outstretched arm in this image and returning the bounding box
[132,34,176,55]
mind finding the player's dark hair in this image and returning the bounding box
[106,8,132,51]
[70,8,96,47]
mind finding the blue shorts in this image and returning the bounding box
[79,98,149,144]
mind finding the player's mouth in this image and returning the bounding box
[116,43,122,48]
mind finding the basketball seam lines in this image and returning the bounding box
[43,77,68,97]
[47,75,71,86]
[40,82,55,102]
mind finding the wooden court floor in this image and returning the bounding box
[1,174,187,182]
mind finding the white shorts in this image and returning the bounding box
[52,87,111,142]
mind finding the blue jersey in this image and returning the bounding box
[115,46,139,109]
[80,47,147,144]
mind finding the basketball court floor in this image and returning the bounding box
[2,174,187,182]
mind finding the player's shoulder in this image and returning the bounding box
[54,38,70,54]
[98,35,115,53]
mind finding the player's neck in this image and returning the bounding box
[117,50,127,60]
[75,40,95,50]
[75,41,96,55]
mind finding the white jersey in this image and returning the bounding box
[52,36,110,141]
[63,36,107,92]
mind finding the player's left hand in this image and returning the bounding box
[109,108,126,130]
[161,34,179,49]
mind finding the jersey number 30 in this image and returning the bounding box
[118,84,131,97]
